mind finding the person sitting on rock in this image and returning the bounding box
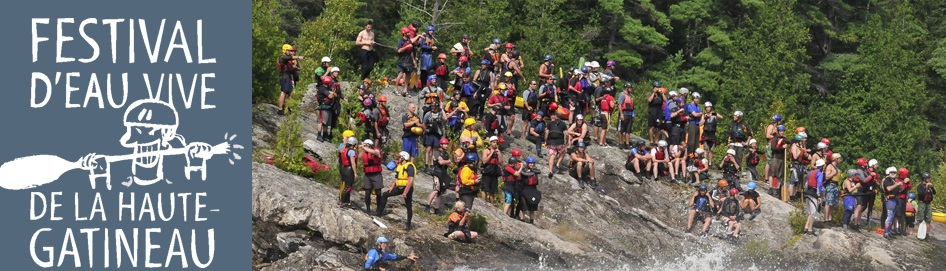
[626,141,651,180]
[689,148,710,185]
[364,236,418,270]
[669,141,688,183]
[444,201,479,242]
[568,141,598,190]
[741,182,762,220]
[650,140,675,182]
[711,179,730,216]
[718,148,741,190]
[686,184,715,237]
[719,187,742,239]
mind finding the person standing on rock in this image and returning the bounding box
[762,114,782,187]
[686,184,714,237]
[364,236,418,270]
[316,76,338,142]
[502,150,524,218]
[916,172,936,239]
[377,152,417,231]
[375,96,391,147]
[895,167,913,236]
[527,112,547,157]
[361,139,384,215]
[883,167,903,239]
[425,138,454,215]
[647,81,667,144]
[521,80,539,140]
[545,111,569,178]
[338,136,359,208]
[395,28,417,97]
[768,125,787,197]
[823,153,841,225]
[456,153,481,210]
[520,156,542,224]
[401,103,423,161]
[422,99,446,170]
[617,82,635,149]
[276,44,303,115]
[480,136,504,204]
[684,92,703,153]
[445,201,479,242]
[418,26,438,90]
[725,111,752,172]
[803,159,825,236]
[355,21,377,80]
[788,132,809,201]
[842,169,862,230]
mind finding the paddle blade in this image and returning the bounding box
[0,155,79,190]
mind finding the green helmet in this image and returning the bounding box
[793,134,805,141]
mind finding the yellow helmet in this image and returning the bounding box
[464,117,476,127]
[342,130,355,139]
[504,71,513,77]
[282,44,293,53]
[498,83,507,90]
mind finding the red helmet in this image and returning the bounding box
[400,27,410,35]
[549,102,559,111]
[321,76,333,85]
[505,42,514,49]
[439,138,450,145]
[437,53,447,59]
[729,188,738,196]
[511,149,522,157]
[377,95,388,103]
[530,112,538,120]
[458,56,468,63]
[856,158,867,167]
[898,167,909,178]
[820,138,830,145]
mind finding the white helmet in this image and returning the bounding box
[574,69,584,75]
[868,159,878,167]
[734,111,744,117]
[590,61,600,68]
[817,142,827,150]
[815,159,825,167]
[727,149,736,156]
[658,140,668,147]
[576,114,584,120]
[329,67,340,73]
[363,139,374,146]
[748,139,757,145]
[678,87,689,94]
[692,92,701,98]
[695,148,705,154]
[583,61,591,67]
[399,151,410,160]
[321,56,332,63]
[488,136,499,142]
[668,91,678,97]
[886,167,897,175]
[347,136,358,145]
[704,101,713,107]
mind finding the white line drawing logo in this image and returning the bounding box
[0,99,243,190]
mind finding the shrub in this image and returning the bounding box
[788,209,806,235]
[468,213,489,235]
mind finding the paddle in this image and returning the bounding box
[0,141,233,190]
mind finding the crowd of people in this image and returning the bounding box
[272,21,940,270]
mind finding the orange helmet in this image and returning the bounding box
[438,53,447,59]
[377,95,388,103]
[795,126,806,134]
[718,179,729,187]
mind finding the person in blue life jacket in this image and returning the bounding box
[364,236,418,271]
[686,184,716,237]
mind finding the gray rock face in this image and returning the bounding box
[252,83,946,270]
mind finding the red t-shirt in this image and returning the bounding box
[600,94,614,113]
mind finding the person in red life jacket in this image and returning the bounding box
[377,151,417,231]
[480,136,504,204]
[669,141,688,183]
[375,96,391,147]
[803,159,826,236]
[432,53,450,92]
[820,138,834,164]
[483,104,502,137]
[718,187,742,239]
[569,141,599,190]
[395,27,419,97]
[767,125,788,197]
[316,76,338,142]
[594,80,616,146]
[906,193,918,235]
[894,167,913,236]
[499,76,517,136]
[361,139,384,215]
[688,147,710,184]
[650,140,676,182]
[718,148,741,189]
[566,114,590,148]
[538,54,554,80]
[686,184,715,237]
[276,44,304,115]
[567,68,589,119]
[502,150,524,218]
[742,182,762,220]
[916,172,937,239]
[882,167,903,239]
[861,158,880,230]
[788,132,809,201]
[425,138,455,215]
[745,139,763,183]
[445,201,479,242]
[617,82,635,149]
[337,137,359,208]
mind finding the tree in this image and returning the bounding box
[252,0,289,103]
[295,0,365,83]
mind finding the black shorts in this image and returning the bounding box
[618,114,634,133]
[363,173,384,190]
[521,109,532,121]
[280,77,294,94]
[482,174,499,194]
[648,109,662,128]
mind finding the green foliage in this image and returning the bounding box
[252,0,288,103]
[928,150,946,209]
[468,213,489,235]
[295,0,364,84]
[788,209,806,235]
[272,93,312,177]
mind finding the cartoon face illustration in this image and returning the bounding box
[119,99,180,184]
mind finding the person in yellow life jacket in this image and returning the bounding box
[460,117,484,148]
[456,152,481,211]
[376,151,417,231]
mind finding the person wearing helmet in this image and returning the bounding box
[355,21,377,79]
[423,99,447,171]
[718,187,743,240]
[683,91,704,153]
[418,25,438,91]
[726,111,753,174]
[483,104,503,137]
[337,136,360,208]
[650,140,676,182]
[456,152,481,210]
[587,61,603,89]
[842,169,864,231]
[647,81,668,144]
[314,56,332,78]
[710,179,730,215]
[856,158,880,226]
[377,152,417,231]
[420,75,444,116]
[882,167,906,239]
[894,168,913,236]
[374,95,391,147]
[810,142,829,169]
[686,184,715,237]
[526,111,548,157]
[360,139,385,215]
[718,148,742,190]
[539,54,555,80]
[430,52,450,91]
[741,181,762,220]
[460,117,484,149]
[745,139,764,183]
[401,103,423,162]
[803,159,826,236]
[519,80,540,140]
[916,172,936,239]
[699,101,723,164]
[425,137,455,215]
[518,156,542,223]
[395,27,418,97]
[450,34,472,62]
[602,60,620,82]
[452,59,473,95]
[480,136,504,204]
[822,152,842,224]
[767,125,788,197]
[625,140,652,181]
[546,111,569,178]
[569,141,600,191]
[276,44,304,115]
[566,114,590,148]
[364,236,419,270]
[906,192,918,235]
[502,150,525,218]
[315,75,338,142]
[444,91,469,136]
[538,75,559,118]
[505,50,524,92]
[471,57,497,117]
[788,132,809,201]
[592,79,617,146]
[615,82,636,149]
[762,114,783,180]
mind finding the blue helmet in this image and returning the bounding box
[526,156,536,163]
[376,236,388,244]
[428,75,437,82]
[908,193,915,199]
[386,161,397,171]
[493,38,501,44]
[698,184,707,191]
[777,125,786,131]
[580,66,589,73]
[772,114,782,122]
[466,153,478,162]
[747,182,757,190]
[480,59,490,65]
[653,81,662,87]
[426,25,435,32]
[577,141,586,148]
[537,111,545,116]
[544,54,553,61]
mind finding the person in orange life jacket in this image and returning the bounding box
[842,169,863,230]
[803,159,826,236]
[316,76,338,142]
[822,152,841,224]
[420,75,443,117]
[445,201,479,242]
[545,112,569,178]
[762,114,782,185]
[745,139,764,183]
[726,111,753,171]
[741,182,762,220]
[767,125,788,197]
[718,148,741,189]
[916,172,936,239]
[425,138,455,215]
[669,141,688,183]
[480,136,503,204]
[593,80,616,146]
[569,141,598,189]
[906,193,918,235]
[617,82,636,149]
[649,140,676,182]
[338,137,360,208]
[377,151,417,231]
[521,80,540,140]
[894,167,913,236]
[502,150,524,218]
[882,167,905,239]
[276,44,304,115]
[566,114,590,148]
[788,132,809,201]
[687,184,715,237]
[718,188,742,239]
[456,152,481,211]
[374,96,391,147]
[684,91,703,153]
[418,25,438,92]
[361,139,385,215]
[363,236,418,271]
[401,103,422,161]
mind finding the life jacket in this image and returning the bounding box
[921,184,934,202]
[525,170,539,186]
[694,195,710,211]
[362,150,383,173]
[277,55,297,74]
[620,93,634,112]
[807,168,822,188]
[540,85,557,102]
[338,146,355,167]
[792,146,809,164]
[503,163,521,183]
[378,107,390,126]
[540,63,552,76]
[731,122,748,141]
[654,148,666,160]
[525,89,538,108]
[906,200,916,212]
[770,136,786,155]
[435,63,448,76]
[485,149,500,165]
[395,162,415,187]
[547,120,566,139]
[747,151,760,166]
